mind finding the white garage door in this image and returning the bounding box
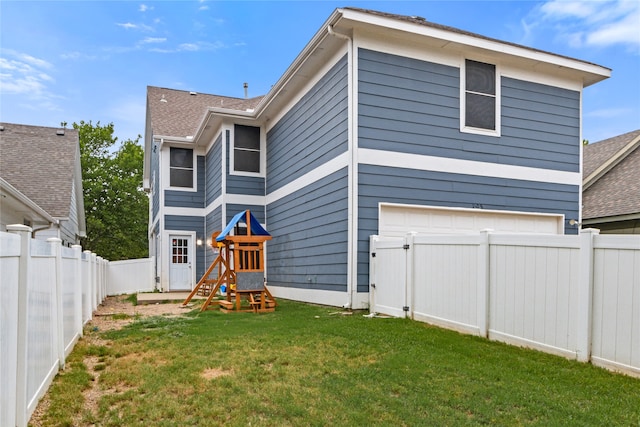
[379,203,564,236]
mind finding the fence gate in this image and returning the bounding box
[369,236,409,317]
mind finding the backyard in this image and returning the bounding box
[31,295,639,426]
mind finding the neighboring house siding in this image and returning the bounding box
[358,49,580,172]
[357,164,580,290]
[165,156,205,208]
[205,134,222,205]
[165,214,205,279]
[266,55,349,193]
[152,141,160,220]
[267,168,349,292]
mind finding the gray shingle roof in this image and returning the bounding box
[147,86,263,139]
[0,122,79,218]
[582,129,640,220]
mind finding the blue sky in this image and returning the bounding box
[1,1,638,145]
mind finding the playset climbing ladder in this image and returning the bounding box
[182,210,276,313]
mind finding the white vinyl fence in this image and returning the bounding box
[0,225,154,427]
[370,229,640,377]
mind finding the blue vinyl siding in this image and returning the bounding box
[165,215,205,278]
[204,206,222,268]
[267,168,348,292]
[358,48,581,172]
[356,164,580,291]
[165,156,205,208]
[267,55,349,193]
[206,134,222,205]
[151,141,160,220]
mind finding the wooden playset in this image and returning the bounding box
[182,210,276,313]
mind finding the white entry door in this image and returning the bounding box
[169,235,192,291]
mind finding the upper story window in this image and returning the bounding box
[169,147,193,188]
[462,59,499,136]
[233,125,261,174]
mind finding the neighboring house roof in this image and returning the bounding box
[147,86,263,139]
[0,177,57,225]
[582,129,640,220]
[0,122,86,233]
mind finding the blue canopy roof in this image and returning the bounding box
[216,210,270,242]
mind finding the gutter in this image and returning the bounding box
[327,23,357,310]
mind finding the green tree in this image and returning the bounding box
[74,121,148,260]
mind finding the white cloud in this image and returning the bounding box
[116,22,154,32]
[536,0,640,52]
[117,22,138,30]
[139,4,153,12]
[586,9,640,48]
[0,52,55,96]
[141,37,167,44]
[178,43,200,51]
[148,40,225,53]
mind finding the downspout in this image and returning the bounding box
[328,24,357,309]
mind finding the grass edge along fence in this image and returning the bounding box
[1,225,109,427]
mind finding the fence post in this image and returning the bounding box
[7,224,32,427]
[576,228,599,362]
[369,236,378,313]
[83,250,92,321]
[72,245,83,337]
[47,238,65,370]
[405,232,417,319]
[91,253,98,311]
[477,229,492,338]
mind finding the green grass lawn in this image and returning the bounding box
[35,299,639,426]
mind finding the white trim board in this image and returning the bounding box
[359,148,581,186]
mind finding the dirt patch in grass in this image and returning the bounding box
[90,294,188,331]
[29,295,187,427]
[201,367,234,380]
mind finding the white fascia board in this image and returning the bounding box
[0,178,58,224]
[339,8,610,86]
[359,148,582,186]
[155,135,196,145]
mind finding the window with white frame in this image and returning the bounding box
[233,124,261,174]
[463,59,498,134]
[169,147,194,188]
